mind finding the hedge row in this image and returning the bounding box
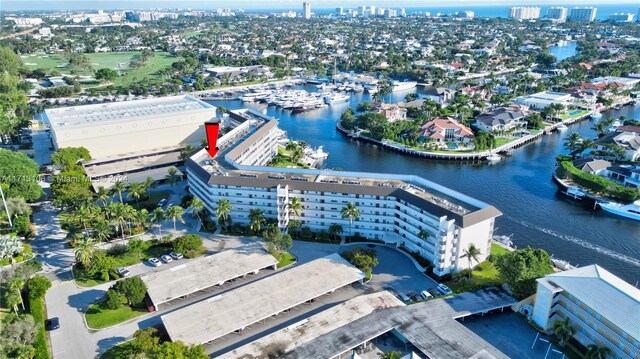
[28,296,50,359]
[558,161,639,202]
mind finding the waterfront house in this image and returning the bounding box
[513,91,573,110]
[532,265,640,359]
[572,158,612,175]
[591,76,640,91]
[422,87,453,105]
[419,117,474,145]
[474,105,530,133]
[594,131,640,161]
[375,104,407,123]
[458,85,488,100]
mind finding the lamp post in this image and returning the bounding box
[0,184,12,228]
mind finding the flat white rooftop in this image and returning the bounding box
[161,253,365,345]
[219,291,404,359]
[141,248,278,308]
[45,95,214,128]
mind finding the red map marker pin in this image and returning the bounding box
[204,119,220,158]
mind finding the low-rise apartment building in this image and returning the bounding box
[186,115,501,277]
[532,265,640,359]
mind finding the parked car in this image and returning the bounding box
[407,291,421,302]
[157,198,167,208]
[398,293,411,303]
[420,290,433,300]
[45,317,60,331]
[437,283,453,295]
[116,267,130,277]
[160,254,173,263]
[428,288,441,297]
[169,252,183,260]
[148,257,162,267]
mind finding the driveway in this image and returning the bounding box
[31,200,75,277]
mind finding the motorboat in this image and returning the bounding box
[324,94,350,105]
[551,258,577,271]
[556,124,568,131]
[590,110,602,120]
[598,200,640,221]
[564,186,586,200]
[492,234,515,248]
[392,81,418,92]
[486,153,501,162]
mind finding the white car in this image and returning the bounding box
[116,267,130,277]
[160,254,173,263]
[437,283,453,295]
[148,257,162,267]
[420,290,433,300]
[169,252,183,260]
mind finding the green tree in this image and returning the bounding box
[26,275,51,300]
[94,68,118,82]
[188,197,205,228]
[50,164,92,209]
[329,223,343,240]
[586,344,611,359]
[381,351,403,359]
[552,317,576,346]
[164,205,185,232]
[341,247,378,278]
[341,202,360,238]
[0,47,23,75]
[287,196,303,219]
[127,182,147,209]
[249,208,266,233]
[495,247,555,299]
[112,277,147,306]
[9,277,25,311]
[111,181,128,204]
[0,149,43,201]
[50,147,92,167]
[462,243,482,281]
[150,208,166,237]
[165,167,181,187]
[216,198,231,229]
[172,234,202,254]
[74,237,97,267]
[262,227,292,254]
[104,289,124,310]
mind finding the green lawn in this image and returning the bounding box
[124,191,170,211]
[100,341,138,359]
[445,244,510,293]
[494,137,517,147]
[491,243,510,257]
[558,110,590,120]
[275,252,296,268]
[85,301,147,329]
[22,51,177,87]
[73,266,108,288]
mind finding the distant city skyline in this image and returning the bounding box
[2,0,640,11]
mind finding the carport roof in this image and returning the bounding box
[161,253,365,345]
[141,248,277,307]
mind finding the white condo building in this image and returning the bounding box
[532,265,640,359]
[569,7,597,22]
[609,13,635,23]
[509,7,541,20]
[303,2,311,19]
[186,110,502,277]
[547,7,568,22]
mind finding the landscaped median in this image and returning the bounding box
[445,243,509,293]
[85,300,147,329]
[85,277,149,329]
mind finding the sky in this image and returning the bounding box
[2,0,639,11]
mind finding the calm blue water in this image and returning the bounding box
[209,87,640,283]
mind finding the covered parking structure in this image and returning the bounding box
[141,248,278,311]
[160,253,365,345]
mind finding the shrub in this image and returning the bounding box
[104,289,124,310]
[112,277,147,306]
[13,216,31,237]
[172,234,202,254]
[299,227,313,240]
[26,275,51,300]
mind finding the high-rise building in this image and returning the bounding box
[400,8,407,17]
[509,7,541,20]
[609,13,635,23]
[303,2,311,19]
[568,7,597,22]
[369,6,376,17]
[336,7,343,16]
[547,7,567,22]
[384,9,397,18]
[360,6,367,17]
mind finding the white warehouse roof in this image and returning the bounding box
[161,254,365,345]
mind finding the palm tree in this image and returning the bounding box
[341,202,360,238]
[248,208,266,233]
[109,202,129,249]
[165,167,181,187]
[95,186,111,207]
[285,141,298,152]
[5,197,31,219]
[216,199,232,229]
[188,197,205,228]
[76,205,94,238]
[65,225,84,247]
[553,318,576,346]
[329,223,343,240]
[74,237,96,267]
[287,196,303,220]
[165,205,185,232]
[586,344,611,359]
[144,176,157,191]
[8,277,25,311]
[418,230,430,240]
[150,208,166,237]
[563,132,582,151]
[127,182,146,209]
[291,146,304,164]
[462,243,482,281]
[92,220,112,243]
[112,181,128,204]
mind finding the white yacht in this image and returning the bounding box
[590,110,602,120]
[392,81,418,92]
[486,153,502,162]
[324,94,350,105]
[556,124,568,131]
[599,200,640,221]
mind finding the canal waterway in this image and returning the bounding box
[209,84,640,283]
